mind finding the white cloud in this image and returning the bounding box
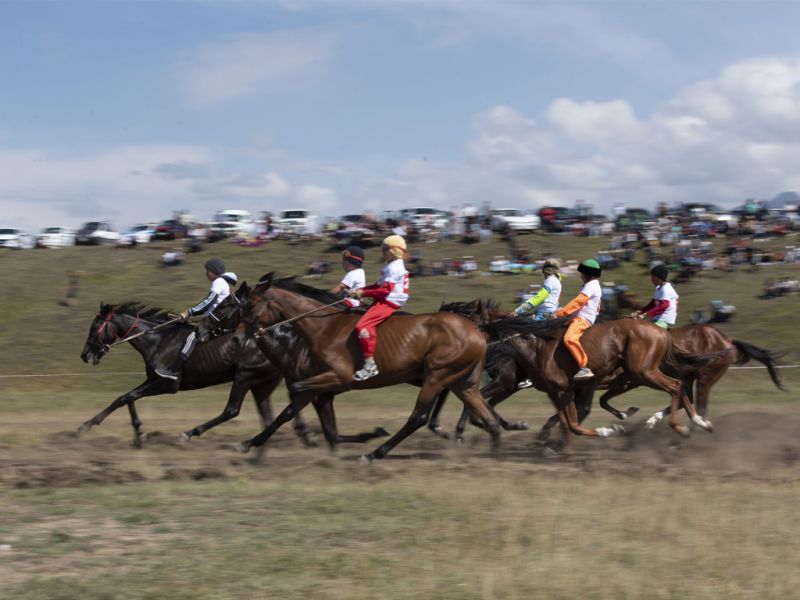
[176,28,341,109]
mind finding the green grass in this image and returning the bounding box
[1,232,798,387]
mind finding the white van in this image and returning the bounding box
[210,210,256,236]
[278,209,319,236]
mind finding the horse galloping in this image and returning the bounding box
[237,274,501,462]
[78,285,315,446]
[481,316,718,445]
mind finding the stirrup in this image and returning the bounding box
[517,378,533,389]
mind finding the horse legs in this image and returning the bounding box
[537,384,594,441]
[360,381,447,463]
[178,379,252,443]
[311,393,389,450]
[598,377,640,420]
[695,369,725,418]
[251,375,318,447]
[235,391,315,462]
[453,370,522,442]
[556,388,622,438]
[639,370,713,435]
[427,389,452,439]
[78,379,171,444]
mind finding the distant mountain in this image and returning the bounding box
[767,191,800,209]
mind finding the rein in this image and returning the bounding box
[253,297,348,338]
[97,312,185,350]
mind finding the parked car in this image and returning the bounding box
[36,226,75,248]
[152,219,187,241]
[209,209,256,237]
[206,222,238,243]
[0,228,36,249]
[119,223,157,245]
[398,207,450,230]
[278,209,319,237]
[75,221,120,245]
[538,206,572,233]
[490,208,541,233]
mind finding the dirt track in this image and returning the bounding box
[2,404,799,490]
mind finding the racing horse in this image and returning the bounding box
[479,316,720,444]
[236,273,501,462]
[78,284,316,446]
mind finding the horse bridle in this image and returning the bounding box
[93,308,141,356]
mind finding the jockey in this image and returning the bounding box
[329,245,366,308]
[348,235,409,381]
[555,258,602,380]
[631,264,678,329]
[155,257,237,382]
[514,259,563,320]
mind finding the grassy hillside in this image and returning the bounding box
[0,232,798,388]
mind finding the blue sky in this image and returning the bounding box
[3,0,800,231]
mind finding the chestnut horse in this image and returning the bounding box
[237,274,500,462]
[480,316,719,443]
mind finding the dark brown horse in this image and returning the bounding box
[481,316,719,443]
[236,274,501,462]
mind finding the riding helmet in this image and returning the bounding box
[577,258,602,278]
[650,263,669,281]
[382,235,407,259]
[204,257,226,276]
[343,245,365,267]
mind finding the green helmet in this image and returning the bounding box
[578,258,601,277]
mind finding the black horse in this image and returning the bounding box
[78,284,316,446]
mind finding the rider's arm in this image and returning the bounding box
[642,299,670,318]
[638,299,656,313]
[515,286,550,315]
[360,281,392,301]
[187,290,219,317]
[554,293,588,317]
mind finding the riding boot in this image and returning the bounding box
[353,357,379,381]
[573,367,595,380]
[155,353,188,384]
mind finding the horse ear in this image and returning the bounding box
[256,272,274,288]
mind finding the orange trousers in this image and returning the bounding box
[563,316,591,368]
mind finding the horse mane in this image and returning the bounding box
[255,272,366,313]
[110,302,176,324]
[438,298,501,318]
[481,314,575,341]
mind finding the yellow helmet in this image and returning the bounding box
[382,235,407,259]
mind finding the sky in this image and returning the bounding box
[4,0,800,231]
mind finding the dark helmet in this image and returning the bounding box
[204,257,226,276]
[650,263,669,281]
[577,258,601,278]
[342,245,365,267]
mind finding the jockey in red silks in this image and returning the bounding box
[348,235,409,381]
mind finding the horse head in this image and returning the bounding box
[80,302,116,365]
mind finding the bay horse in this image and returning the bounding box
[236,273,501,462]
[480,316,719,444]
[78,285,316,446]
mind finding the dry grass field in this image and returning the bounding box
[1,233,799,599]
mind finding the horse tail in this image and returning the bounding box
[732,340,788,391]
[663,336,731,372]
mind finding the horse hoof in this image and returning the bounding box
[455,436,465,445]
[536,429,552,442]
[541,446,559,460]
[177,432,191,444]
[301,433,319,448]
[429,426,450,440]
[645,413,664,429]
[625,407,640,417]
[595,426,621,438]
[674,425,691,438]
[234,442,252,454]
[133,433,147,448]
[374,427,390,437]
[504,421,529,431]
[692,415,714,432]
[358,454,373,465]
[78,423,91,434]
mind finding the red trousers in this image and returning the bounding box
[355,302,397,357]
